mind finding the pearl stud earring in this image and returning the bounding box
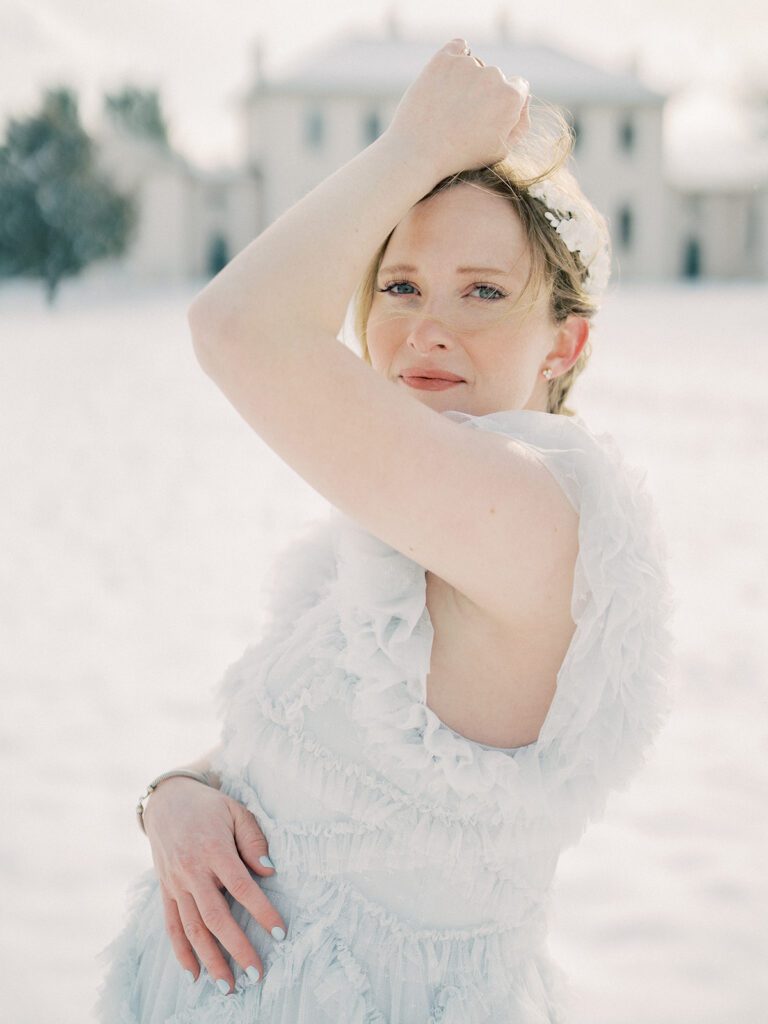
[542,367,554,380]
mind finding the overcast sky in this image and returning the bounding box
[2,0,767,169]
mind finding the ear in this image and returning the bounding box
[545,315,590,376]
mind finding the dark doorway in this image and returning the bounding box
[208,234,229,276]
[618,205,633,250]
[682,237,702,278]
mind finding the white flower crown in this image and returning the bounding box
[527,179,611,300]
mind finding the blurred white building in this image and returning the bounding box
[241,25,677,286]
[93,118,260,282]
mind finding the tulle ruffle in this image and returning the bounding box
[97,868,563,1024]
[334,518,545,815]
[213,749,556,919]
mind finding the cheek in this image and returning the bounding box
[475,336,513,372]
[365,319,398,370]
[476,336,534,389]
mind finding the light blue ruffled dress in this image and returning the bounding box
[97,409,674,1023]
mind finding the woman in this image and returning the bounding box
[99,38,673,1022]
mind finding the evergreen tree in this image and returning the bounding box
[0,87,137,304]
[104,87,169,144]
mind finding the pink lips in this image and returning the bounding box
[401,377,464,391]
[400,369,466,391]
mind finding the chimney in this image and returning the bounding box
[625,48,642,80]
[252,36,266,87]
[496,8,512,43]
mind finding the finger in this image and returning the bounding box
[443,37,469,56]
[196,884,270,979]
[508,95,531,147]
[160,886,199,981]
[176,890,238,994]
[217,858,287,941]
[229,800,276,876]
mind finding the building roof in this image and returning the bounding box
[249,30,665,107]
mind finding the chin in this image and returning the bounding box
[397,380,468,410]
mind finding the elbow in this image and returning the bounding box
[187,295,271,377]
[187,298,228,374]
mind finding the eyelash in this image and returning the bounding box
[376,280,507,302]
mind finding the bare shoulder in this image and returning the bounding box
[449,425,580,621]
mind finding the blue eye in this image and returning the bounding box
[376,280,506,301]
[472,284,505,301]
[377,280,416,295]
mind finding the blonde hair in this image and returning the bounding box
[352,102,612,416]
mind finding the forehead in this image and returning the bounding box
[384,183,529,268]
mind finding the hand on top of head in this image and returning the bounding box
[386,38,531,178]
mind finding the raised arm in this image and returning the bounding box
[186,40,578,628]
[142,746,286,992]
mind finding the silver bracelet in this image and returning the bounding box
[136,768,213,835]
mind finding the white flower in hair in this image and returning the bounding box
[528,179,611,299]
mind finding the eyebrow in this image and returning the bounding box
[379,263,513,277]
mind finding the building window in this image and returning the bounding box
[745,195,760,261]
[363,111,383,145]
[305,108,324,149]
[682,237,702,278]
[617,204,633,249]
[619,114,635,153]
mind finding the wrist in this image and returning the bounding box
[377,127,453,188]
[136,768,214,836]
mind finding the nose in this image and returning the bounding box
[405,316,455,354]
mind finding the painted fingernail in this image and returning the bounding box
[258,855,275,869]
[184,969,195,984]
[246,964,261,983]
[216,978,231,994]
[271,925,286,941]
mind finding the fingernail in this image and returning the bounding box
[271,925,286,941]
[184,969,195,984]
[258,855,275,869]
[246,964,261,983]
[215,978,231,994]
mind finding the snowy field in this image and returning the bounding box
[1,273,766,1023]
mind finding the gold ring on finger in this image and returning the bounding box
[462,45,485,67]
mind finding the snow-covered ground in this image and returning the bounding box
[1,274,766,1023]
